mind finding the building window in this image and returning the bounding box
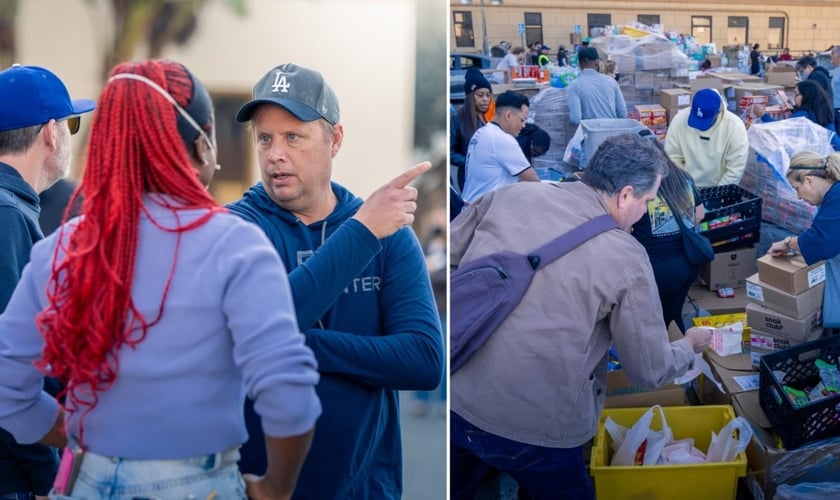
[453,11,475,49]
[524,12,543,48]
[727,16,749,46]
[768,17,785,50]
[207,94,253,204]
[637,14,659,27]
[587,13,611,38]
[691,16,712,45]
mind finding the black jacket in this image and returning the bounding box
[808,66,833,101]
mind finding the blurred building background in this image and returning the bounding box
[3,0,446,209]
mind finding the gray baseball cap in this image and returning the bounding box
[236,63,340,124]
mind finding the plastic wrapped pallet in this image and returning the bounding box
[590,33,690,74]
[740,155,815,233]
[742,118,833,232]
[528,86,578,172]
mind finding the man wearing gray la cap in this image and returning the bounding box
[0,64,94,500]
[227,63,443,498]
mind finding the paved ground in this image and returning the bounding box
[400,390,447,499]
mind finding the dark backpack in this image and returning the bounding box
[450,214,617,374]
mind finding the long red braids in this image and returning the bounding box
[35,60,222,430]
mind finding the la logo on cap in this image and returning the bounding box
[271,71,291,93]
[696,109,704,118]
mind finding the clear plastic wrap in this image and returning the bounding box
[528,87,578,172]
[589,33,690,75]
[740,118,834,232]
[747,117,835,176]
[769,435,840,493]
[775,482,840,499]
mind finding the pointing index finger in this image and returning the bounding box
[389,161,432,189]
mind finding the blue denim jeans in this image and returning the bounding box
[450,412,594,500]
[49,447,245,499]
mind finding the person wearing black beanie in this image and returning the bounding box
[452,68,493,191]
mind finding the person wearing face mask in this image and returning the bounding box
[452,68,493,191]
[796,55,833,103]
[0,60,322,499]
[754,80,840,151]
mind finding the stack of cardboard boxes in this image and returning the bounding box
[628,103,668,140]
[745,255,826,368]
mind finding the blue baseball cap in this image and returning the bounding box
[688,88,722,131]
[0,64,95,133]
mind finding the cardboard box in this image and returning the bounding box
[701,246,758,291]
[660,88,692,109]
[732,391,840,500]
[630,104,667,129]
[749,345,774,369]
[703,350,759,400]
[709,71,762,85]
[749,327,823,352]
[689,74,725,92]
[733,83,784,105]
[745,302,823,342]
[765,64,796,87]
[659,88,692,123]
[745,273,825,319]
[604,369,687,408]
[756,254,825,295]
[685,283,749,318]
[704,347,753,372]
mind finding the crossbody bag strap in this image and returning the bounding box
[529,214,618,271]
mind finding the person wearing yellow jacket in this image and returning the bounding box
[664,88,749,187]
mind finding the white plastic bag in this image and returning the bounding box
[706,416,752,462]
[607,405,672,466]
[562,124,584,167]
[709,323,743,357]
[660,437,707,465]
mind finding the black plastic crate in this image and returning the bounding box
[698,185,762,253]
[758,335,840,449]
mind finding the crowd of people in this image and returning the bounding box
[449,37,840,499]
[0,60,443,498]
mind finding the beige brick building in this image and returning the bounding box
[451,1,840,59]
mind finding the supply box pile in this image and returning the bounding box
[747,255,826,368]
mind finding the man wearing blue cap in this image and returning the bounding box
[227,63,443,499]
[0,64,94,500]
[664,88,748,187]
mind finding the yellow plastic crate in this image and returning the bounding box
[590,405,747,500]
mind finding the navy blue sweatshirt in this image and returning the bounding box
[0,162,58,495]
[228,181,443,499]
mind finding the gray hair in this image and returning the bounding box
[0,124,41,156]
[581,133,669,196]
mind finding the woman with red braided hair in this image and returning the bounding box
[0,59,321,499]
